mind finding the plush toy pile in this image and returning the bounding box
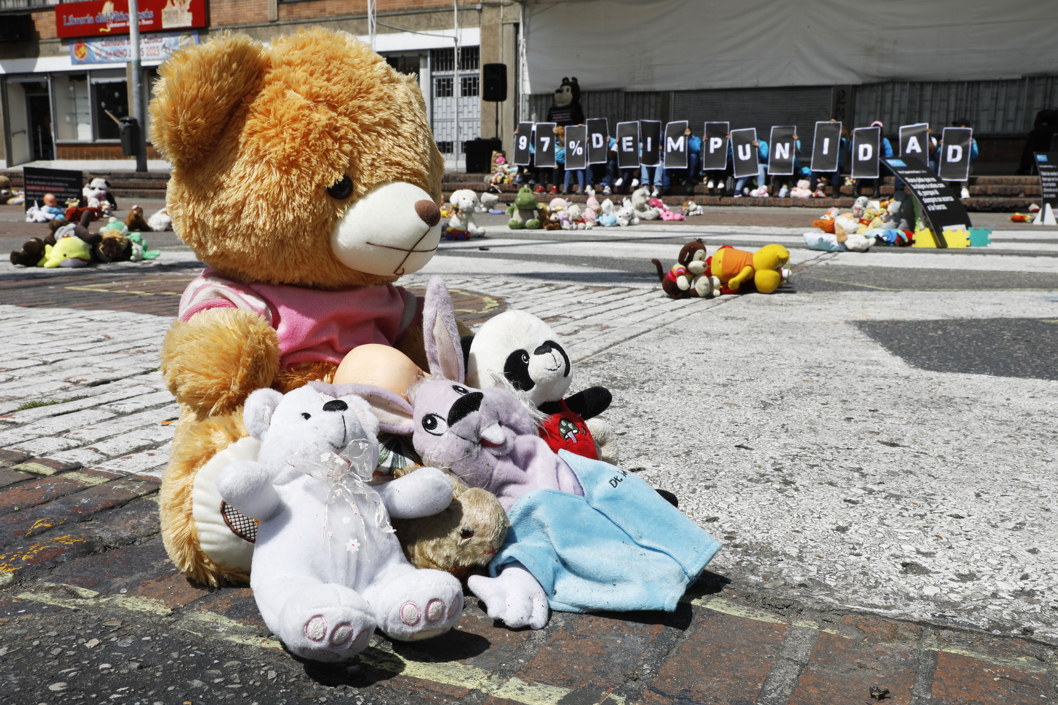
[149,30,721,662]
[11,207,161,267]
[803,193,916,252]
[652,239,790,298]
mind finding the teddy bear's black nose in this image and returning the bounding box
[323,400,348,412]
[415,200,441,227]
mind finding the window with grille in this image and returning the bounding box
[436,141,454,154]
[434,77,453,98]
[429,46,479,73]
[461,76,479,98]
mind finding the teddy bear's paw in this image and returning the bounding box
[368,569,463,642]
[468,564,549,630]
[276,584,377,662]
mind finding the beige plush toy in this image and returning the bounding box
[152,29,462,587]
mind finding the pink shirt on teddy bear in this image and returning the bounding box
[179,268,421,368]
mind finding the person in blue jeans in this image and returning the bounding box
[858,120,894,198]
[734,138,769,197]
[641,159,668,197]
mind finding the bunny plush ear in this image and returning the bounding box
[423,276,464,383]
[329,382,416,436]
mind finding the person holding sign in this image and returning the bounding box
[857,121,894,198]
[665,126,702,194]
[937,118,978,199]
[734,137,769,197]
[810,120,848,198]
[562,124,590,195]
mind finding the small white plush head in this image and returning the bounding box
[449,188,479,213]
[242,384,381,482]
[466,310,573,408]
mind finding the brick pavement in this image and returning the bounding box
[0,271,1055,703]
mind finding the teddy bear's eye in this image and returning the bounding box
[301,412,311,420]
[459,527,475,539]
[452,385,469,396]
[520,352,529,364]
[327,174,353,200]
[421,413,448,436]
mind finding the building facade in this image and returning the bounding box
[0,0,523,167]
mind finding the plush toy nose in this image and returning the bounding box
[415,200,441,227]
[447,391,483,426]
[323,400,348,412]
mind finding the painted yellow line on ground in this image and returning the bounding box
[10,584,619,705]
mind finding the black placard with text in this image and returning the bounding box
[663,121,689,169]
[851,127,881,179]
[731,128,758,179]
[640,120,662,166]
[702,122,729,171]
[899,123,930,163]
[564,124,588,170]
[938,127,973,181]
[22,166,82,210]
[513,122,533,166]
[1034,153,1058,210]
[768,125,797,176]
[884,158,972,244]
[534,122,557,169]
[586,118,609,165]
[810,121,842,172]
[616,121,640,169]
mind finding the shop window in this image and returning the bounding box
[53,73,92,142]
[92,81,128,140]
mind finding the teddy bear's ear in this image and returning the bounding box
[149,33,267,168]
[243,387,284,440]
[423,276,464,383]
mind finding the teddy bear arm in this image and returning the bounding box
[160,308,281,418]
[217,459,282,520]
[565,386,612,420]
[374,466,454,520]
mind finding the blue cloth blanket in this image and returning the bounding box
[489,450,722,613]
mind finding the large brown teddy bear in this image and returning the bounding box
[151,29,454,587]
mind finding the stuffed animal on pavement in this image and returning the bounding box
[10,237,47,267]
[706,244,791,295]
[353,277,720,630]
[42,235,92,268]
[464,308,616,463]
[615,203,638,227]
[151,28,453,588]
[507,186,542,230]
[479,191,500,213]
[631,187,660,220]
[447,189,485,238]
[217,383,464,662]
[650,198,685,221]
[651,239,719,299]
[125,205,152,232]
[83,177,117,211]
[148,207,173,231]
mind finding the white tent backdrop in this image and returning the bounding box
[523,0,1055,94]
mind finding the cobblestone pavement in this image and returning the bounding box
[1,206,1057,704]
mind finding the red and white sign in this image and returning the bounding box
[56,0,207,39]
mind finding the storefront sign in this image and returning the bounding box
[56,0,206,39]
[23,167,83,211]
[70,31,198,64]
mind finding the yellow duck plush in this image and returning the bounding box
[150,29,463,587]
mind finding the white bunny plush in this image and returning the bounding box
[217,383,464,662]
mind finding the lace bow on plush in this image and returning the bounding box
[289,441,395,552]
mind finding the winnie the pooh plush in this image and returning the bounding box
[706,244,791,295]
[151,29,450,587]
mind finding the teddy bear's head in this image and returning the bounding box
[150,29,445,289]
[553,77,579,107]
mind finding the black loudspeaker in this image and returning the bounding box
[482,63,507,102]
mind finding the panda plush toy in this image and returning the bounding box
[463,310,612,462]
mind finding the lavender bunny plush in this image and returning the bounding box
[354,276,721,630]
[217,382,464,662]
